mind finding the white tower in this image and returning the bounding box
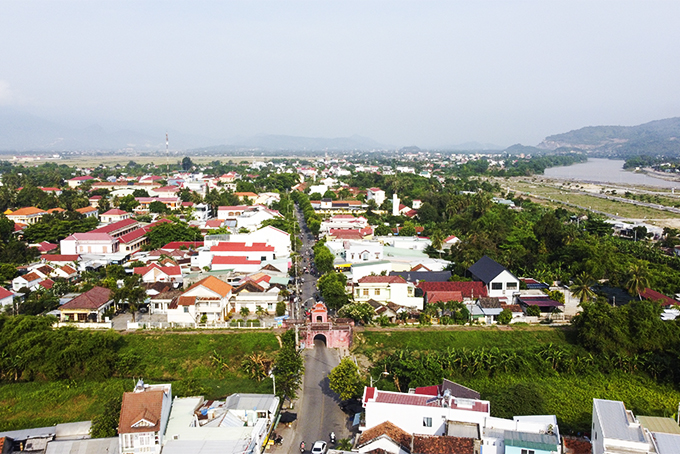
[392,193,399,216]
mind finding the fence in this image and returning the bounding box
[54,321,113,330]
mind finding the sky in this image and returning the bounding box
[1,0,680,148]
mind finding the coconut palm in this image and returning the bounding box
[430,229,445,258]
[626,262,650,299]
[570,272,596,305]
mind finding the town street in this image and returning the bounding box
[291,204,352,453]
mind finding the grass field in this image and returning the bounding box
[353,327,680,434]
[353,326,572,360]
[503,179,678,219]
[0,331,280,431]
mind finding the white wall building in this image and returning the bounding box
[366,188,386,207]
[354,275,423,309]
[118,380,172,454]
[592,399,654,454]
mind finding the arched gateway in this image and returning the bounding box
[285,302,353,349]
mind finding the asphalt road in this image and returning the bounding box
[295,340,346,453]
[291,204,352,453]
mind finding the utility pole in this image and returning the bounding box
[165,132,169,178]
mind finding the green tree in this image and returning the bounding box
[145,221,203,250]
[570,272,596,304]
[181,156,194,171]
[276,301,286,316]
[497,308,512,325]
[240,307,250,318]
[328,357,363,400]
[90,395,122,438]
[338,302,375,324]
[273,330,304,399]
[526,305,541,317]
[317,272,349,309]
[626,262,650,299]
[148,200,169,214]
[118,194,139,212]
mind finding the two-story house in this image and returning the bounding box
[354,275,423,310]
[118,380,172,454]
[167,276,232,325]
[468,256,520,302]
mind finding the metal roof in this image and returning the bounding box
[224,393,277,412]
[652,432,680,454]
[504,431,559,451]
[593,399,647,443]
[638,416,680,435]
[468,255,509,284]
[45,438,118,454]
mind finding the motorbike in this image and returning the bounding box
[330,432,336,444]
[300,441,305,453]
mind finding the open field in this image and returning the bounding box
[500,178,680,223]
[353,328,680,434]
[0,331,280,431]
[51,154,298,167]
[353,326,571,360]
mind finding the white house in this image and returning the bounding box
[592,399,653,454]
[161,394,279,454]
[211,256,262,273]
[229,278,281,314]
[224,225,291,259]
[345,240,384,263]
[100,209,132,224]
[468,255,520,301]
[361,385,490,436]
[118,380,172,454]
[354,275,423,309]
[320,215,369,232]
[60,232,120,255]
[133,264,183,284]
[0,287,16,309]
[194,242,277,270]
[167,276,233,325]
[217,205,250,220]
[367,188,386,207]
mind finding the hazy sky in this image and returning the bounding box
[1,0,680,148]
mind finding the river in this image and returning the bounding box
[543,158,680,189]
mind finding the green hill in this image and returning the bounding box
[537,117,680,157]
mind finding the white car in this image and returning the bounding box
[311,441,327,454]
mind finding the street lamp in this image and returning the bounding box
[369,365,390,388]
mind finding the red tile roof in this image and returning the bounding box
[161,241,204,250]
[43,254,79,262]
[186,276,233,297]
[119,228,147,244]
[358,275,407,284]
[358,421,411,451]
[178,296,196,306]
[39,279,55,290]
[21,272,42,282]
[134,263,182,276]
[60,286,112,310]
[0,287,15,299]
[91,218,138,234]
[417,281,487,299]
[413,435,474,454]
[210,242,275,252]
[640,288,677,306]
[119,390,165,434]
[427,291,464,304]
[212,256,261,265]
[101,208,129,215]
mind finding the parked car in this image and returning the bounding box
[311,441,327,454]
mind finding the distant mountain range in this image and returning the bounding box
[2,105,680,156]
[0,108,217,152]
[534,117,680,157]
[192,134,386,153]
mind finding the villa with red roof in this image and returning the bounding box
[167,276,233,325]
[354,275,423,310]
[195,242,277,269]
[133,263,183,284]
[211,256,262,273]
[100,208,132,224]
[67,175,95,188]
[60,232,119,255]
[76,206,98,218]
[118,380,172,454]
[58,286,113,323]
[6,207,47,225]
[0,287,15,309]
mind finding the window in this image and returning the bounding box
[521,450,535,454]
[375,289,380,296]
[123,434,134,450]
[507,282,517,290]
[261,256,266,261]
[423,417,432,427]
[356,289,361,297]
[491,282,503,290]
[363,289,369,296]
[184,306,189,313]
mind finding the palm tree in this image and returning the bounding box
[626,262,650,299]
[430,229,445,259]
[570,272,596,305]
